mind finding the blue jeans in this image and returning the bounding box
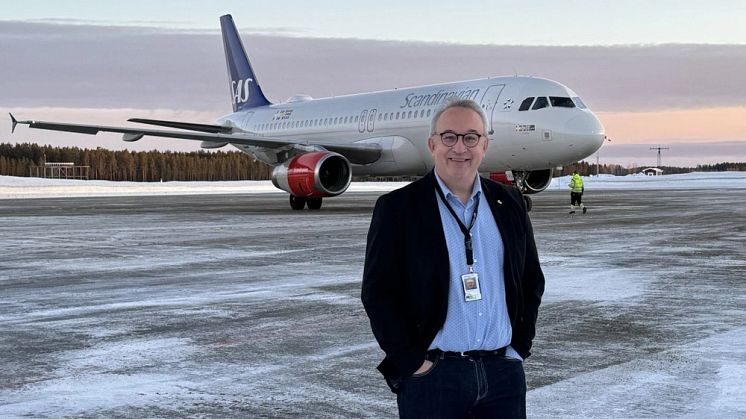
[397,352,526,419]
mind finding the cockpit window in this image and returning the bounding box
[531,97,548,110]
[518,97,534,111]
[549,97,575,108]
[572,97,587,109]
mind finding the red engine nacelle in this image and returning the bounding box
[489,171,514,186]
[271,151,352,198]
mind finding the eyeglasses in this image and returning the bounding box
[436,131,484,148]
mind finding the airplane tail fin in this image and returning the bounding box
[220,14,271,111]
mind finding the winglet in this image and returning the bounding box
[10,113,17,134]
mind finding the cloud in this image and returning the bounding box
[2,21,746,112]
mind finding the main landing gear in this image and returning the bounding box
[289,195,323,210]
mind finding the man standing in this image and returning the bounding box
[568,171,586,214]
[362,99,545,418]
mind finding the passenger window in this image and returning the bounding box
[408,111,412,119]
[378,113,382,121]
[549,97,575,108]
[532,97,548,110]
[519,97,534,111]
[427,109,432,117]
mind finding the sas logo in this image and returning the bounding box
[232,78,253,104]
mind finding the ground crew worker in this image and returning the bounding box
[568,171,587,214]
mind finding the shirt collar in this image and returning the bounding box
[433,169,482,205]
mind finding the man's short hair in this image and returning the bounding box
[430,98,490,138]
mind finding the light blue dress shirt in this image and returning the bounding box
[429,171,522,360]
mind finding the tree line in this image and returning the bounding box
[0,143,743,181]
[560,161,746,177]
[0,143,271,181]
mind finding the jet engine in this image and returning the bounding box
[489,169,553,212]
[271,151,352,198]
[513,169,553,194]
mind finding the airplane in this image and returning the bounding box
[10,14,605,211]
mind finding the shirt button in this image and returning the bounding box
[479,313,483,316]
[477,339,481,342]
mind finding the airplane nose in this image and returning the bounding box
[564,112,605,154]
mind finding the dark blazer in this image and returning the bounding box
[361,170,545,393]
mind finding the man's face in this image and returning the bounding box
[428,107,489,186]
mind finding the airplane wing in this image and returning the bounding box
[9,114,382,165]
[126,118,233,134]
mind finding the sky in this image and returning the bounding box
[1,0,745,167]
[4,0,746,45]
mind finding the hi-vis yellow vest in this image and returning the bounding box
[569,174,584,193]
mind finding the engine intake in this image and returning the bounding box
[272,151,352,197]
[517,169,553,194]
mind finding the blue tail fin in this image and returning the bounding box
[220,14,271,111]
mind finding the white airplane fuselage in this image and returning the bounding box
[218,76,605,177]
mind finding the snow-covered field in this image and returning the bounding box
[1,171,744,199]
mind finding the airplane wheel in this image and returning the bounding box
[307,197,323,210]
[289,195,306,210]
[523,195,533,212]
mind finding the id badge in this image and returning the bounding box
[461,272,482,302]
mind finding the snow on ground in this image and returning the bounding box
[549,171,746,191]
[0,171,743,199]
[0,176,408,199]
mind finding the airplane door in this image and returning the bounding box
[367,109,377,132]
[479,85,504,133]
[358,110,368,133]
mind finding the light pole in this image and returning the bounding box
[650,146,669,167]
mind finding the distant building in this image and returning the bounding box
[642,167,664,176]
[30,162,90,180]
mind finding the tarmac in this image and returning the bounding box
[1,188,744,418]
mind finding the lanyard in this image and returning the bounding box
[434,181,480,268]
